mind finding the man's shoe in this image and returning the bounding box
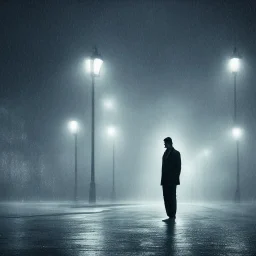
[162,218,175,223]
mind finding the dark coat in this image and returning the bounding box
[161,148,181,185]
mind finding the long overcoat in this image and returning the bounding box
[161,148,181,185]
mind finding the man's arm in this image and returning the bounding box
[177,152,181,175]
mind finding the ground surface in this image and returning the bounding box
[0,202,256,255]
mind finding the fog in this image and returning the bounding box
[0,1,256,203]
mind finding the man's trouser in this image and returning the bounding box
[162,185,177,217]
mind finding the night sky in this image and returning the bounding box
[1,0,256,201]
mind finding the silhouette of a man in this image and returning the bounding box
[161,137,181,220]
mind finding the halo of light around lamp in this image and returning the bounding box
[107,126,116,137]
[232,127,242,140]
[69,121,79,134]
[86,47,103,76]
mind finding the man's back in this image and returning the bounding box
[161,148,181,185]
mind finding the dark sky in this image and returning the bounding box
[1,0,256,200]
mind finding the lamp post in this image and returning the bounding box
[107,126,116,201]
[201,149,211,201]
[229,47,241,202]
[68,120,79,201]
[86,47,103,204]
[232,127,242,202]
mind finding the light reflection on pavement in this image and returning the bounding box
[0,202,256,255]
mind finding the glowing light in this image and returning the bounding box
[203,149,211,157]
[107,126,116,137]
[86,48,103,76]
[68,121,79,134]
[229,57,240,73]
[103,99,114,110]
[232,127,242,140]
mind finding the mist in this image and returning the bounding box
[1,1,256,203]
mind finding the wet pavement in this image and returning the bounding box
[0,202,256,255]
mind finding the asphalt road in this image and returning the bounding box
[0,202,256,255]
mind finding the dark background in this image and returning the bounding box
[0,0,256,201]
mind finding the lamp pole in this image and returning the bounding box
[87,47,103,204]
[89,74,96,203]
[111,139,116,201]
[107,126,116,201]
[230,47,241,203]
[202,149,210,201]
[234,71,240,203]
[68,120,79,202]
[74,132,78,201]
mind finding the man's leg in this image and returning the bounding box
[162,185,172,217]
[169,185,177,218]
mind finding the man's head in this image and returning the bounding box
[164,137,173,149]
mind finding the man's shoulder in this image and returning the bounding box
[173,149,180,155]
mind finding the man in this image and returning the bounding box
[161,137,181,220]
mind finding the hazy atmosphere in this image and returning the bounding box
[1,0,256,202]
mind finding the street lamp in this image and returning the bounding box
[232,126,243,202]
[203,149,211,157]
[68,120,79,201]
[107,126,116,201]
[86,47,103,204]
[232,127,242,140]
[229,47,241,202]
[201,149,211,201]
[103,99,114,110]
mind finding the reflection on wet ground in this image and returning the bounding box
[0,203,256,255]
